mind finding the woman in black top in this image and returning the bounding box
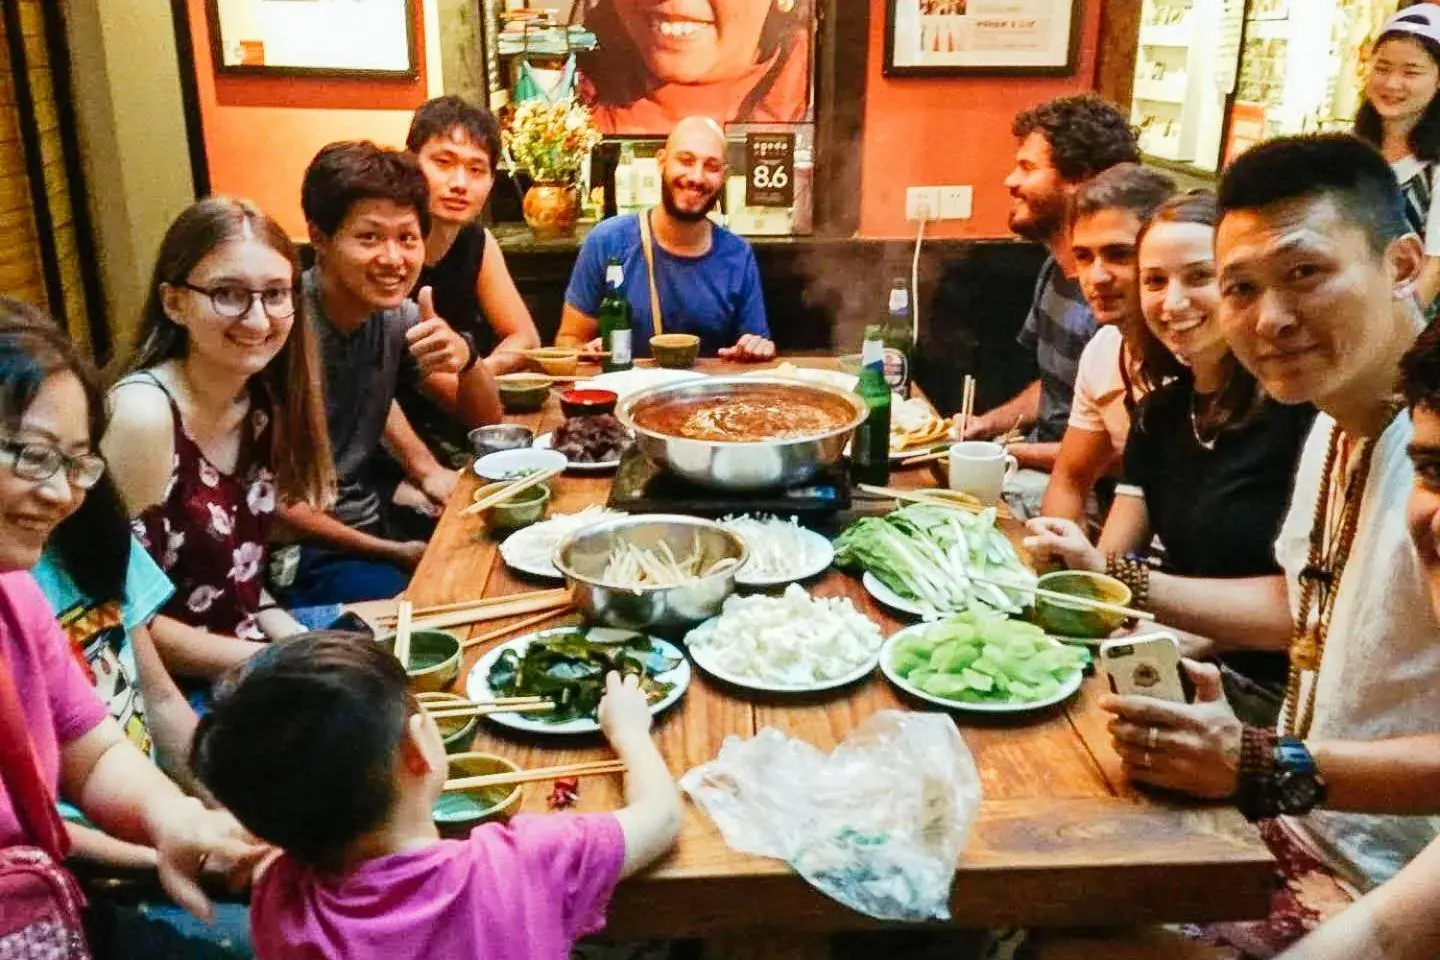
[1026,191,1315,722]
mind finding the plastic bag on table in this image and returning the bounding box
[679,710,981,922]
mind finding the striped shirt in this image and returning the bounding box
[1393,155,1440,254]
[1015,257,1097,443]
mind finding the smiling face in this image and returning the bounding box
[1004,132,1071,244]
[315,198,426,311]
[1367,35,1440,128]
[1070,207,1144,327]
[161,234,295,379]
[658,119,728,222]
[415,129,494,227]
[613,0,773,85]
[0,371,90,571]
[1215,195,1417,407]
[1138,219,1225,368]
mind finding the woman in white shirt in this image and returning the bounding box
[1355,4,1440,307]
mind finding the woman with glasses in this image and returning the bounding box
[0,308,265,957]
[104,197,334,684]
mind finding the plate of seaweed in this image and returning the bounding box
[464,626,691,734]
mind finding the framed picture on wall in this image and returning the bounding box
[207,0,417,78]
[884,0,1081,76]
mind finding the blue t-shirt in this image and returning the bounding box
[564,213,769,356]
[32,536,175,755]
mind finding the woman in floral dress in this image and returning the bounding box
[104,197,334,682]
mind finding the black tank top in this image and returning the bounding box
[412,223,494,356]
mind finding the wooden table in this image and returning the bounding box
[405,359,1274,941]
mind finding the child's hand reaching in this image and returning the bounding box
[597,671,652,750]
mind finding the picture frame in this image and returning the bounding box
[883,0,1081,77]
[207,0,417,79]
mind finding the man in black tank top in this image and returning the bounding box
[402,96,541,465]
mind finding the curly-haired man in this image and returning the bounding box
[959,94,1139,519]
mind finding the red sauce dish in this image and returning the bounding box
[559,389,618,419]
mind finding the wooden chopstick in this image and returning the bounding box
[421,695,547,710]
[377,589,571,624]
[856,483,985,513]
[443,759,628,793]
[462,466,563,517]
[461,606,579,650]
[966,574,1156,622]
[427,701,557,720]
[393,600,414,669]
[900,449,949,467]
[958,375,976,441]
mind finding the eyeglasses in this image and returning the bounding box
[0,439,106,490]
[178,282,295,320]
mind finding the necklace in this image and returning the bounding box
[1280,422,1381,738]
[1189,391,1218,451]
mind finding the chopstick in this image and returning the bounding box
[463,466,564,517]
[856,483,985,513]
[900,449,949,467]
[413,592,575,633]
[957,375,977,441]
[443,759,628,793]
[461,606,579,649]
[376,589,571,624]
[393,600,414,669]
[426,701,557,720]
[421,695,548,710]
[966,574,1156,622]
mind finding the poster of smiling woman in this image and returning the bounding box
[574,0,815,135]
[885,0,1079,76]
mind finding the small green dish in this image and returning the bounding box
[377,629,462,693]
[1031,570,1133,640]
[432,752,522,837]
[650,333,700,369]
[497,373,553,413]
[471,481,552,531]
[416,692,479,754]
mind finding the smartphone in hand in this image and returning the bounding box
[326,611,376,640]
[1100,634,1191,703]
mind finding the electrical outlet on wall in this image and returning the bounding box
[939,185,973,220]
[906,186,940,221]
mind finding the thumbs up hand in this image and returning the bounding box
[406,287,473,375]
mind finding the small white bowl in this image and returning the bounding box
[473,448,568,482]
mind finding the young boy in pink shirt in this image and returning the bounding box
[190,632,682,960]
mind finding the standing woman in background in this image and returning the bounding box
[1356,4,1440,307]
[105,197,335,684]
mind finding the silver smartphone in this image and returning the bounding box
[1099,634,1189,703]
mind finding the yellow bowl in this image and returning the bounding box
[416,692,478,754]
[470,481,552,531]
[524,348,581,377]
[496,373,554,413]
[650,333,700,369]
[432,752,523,836]
[376,630,462,693]
[1032,570,1133,639]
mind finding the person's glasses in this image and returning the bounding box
[179,282,295,320]
[0,438,106,490]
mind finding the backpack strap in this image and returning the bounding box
[638,210,664,336]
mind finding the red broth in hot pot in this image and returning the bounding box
[630,384,857,443]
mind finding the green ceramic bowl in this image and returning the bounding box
[377,629,462,693]
[416,692,479,754]
[432,752,523,837]
[1032,570,1133,640]
[650,333,700,369]
[471,481,552,532]
[497,373,553,413]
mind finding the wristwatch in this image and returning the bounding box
[1272,737,1328,816]
[457,331,480,373]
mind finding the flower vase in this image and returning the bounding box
[523,182,579,241]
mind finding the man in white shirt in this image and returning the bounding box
[1039,163,1175,522]
[1099,135,1440,951]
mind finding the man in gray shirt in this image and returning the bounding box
[279,142,501,606]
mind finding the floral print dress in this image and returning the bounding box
[128,373,277,642]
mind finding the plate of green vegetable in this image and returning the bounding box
[465,627,690,734]
[879,611,1088,713]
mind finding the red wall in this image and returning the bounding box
[186,0,430,238]
[857,0,1104,239]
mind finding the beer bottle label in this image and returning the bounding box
[883,347,908,389]
[610,329,633,365]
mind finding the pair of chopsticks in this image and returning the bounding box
[900,447,950,467]
[956,375,977,441]
[856,483,985,514]
[422,695,557,720]
[463,466,564,517]
[443,758,628,793]
[460,606,579,650]
[377,588,574,633]
[967,573,1155,622]
[394,600,414,669]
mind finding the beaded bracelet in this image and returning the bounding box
[1104,554,1151,610]
[1235,725,1279,822]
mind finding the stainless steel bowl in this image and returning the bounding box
[615,377,868,491]
[553,514,747,634]
[468,424,536,459]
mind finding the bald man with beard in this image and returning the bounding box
[557,116,775,361]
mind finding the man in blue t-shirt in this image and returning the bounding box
[557,116,775,361]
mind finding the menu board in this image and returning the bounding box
[885,0,1080,76]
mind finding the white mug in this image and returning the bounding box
[948,441,1019,502]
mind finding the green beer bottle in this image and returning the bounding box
[850,325,891,486]
[883,278,914,398]
[599,258,633,373]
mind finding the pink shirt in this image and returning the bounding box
[0,569,109,847]
[252,813,626,960]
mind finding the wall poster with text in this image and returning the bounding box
[884,0,1080,76]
